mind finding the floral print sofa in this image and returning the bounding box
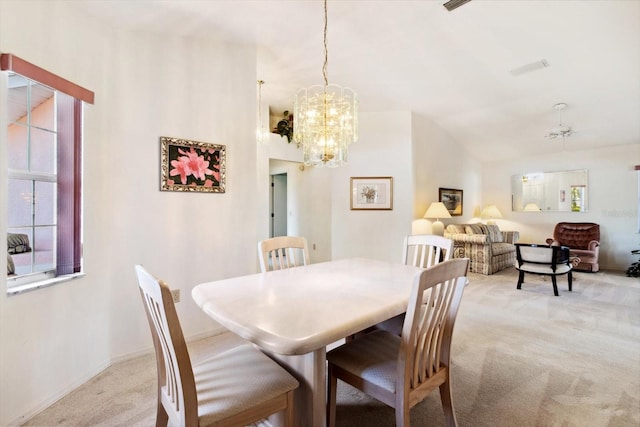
[444,223,519,275]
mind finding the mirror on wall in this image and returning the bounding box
[511,169,588,212]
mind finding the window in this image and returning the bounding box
[2,53,94,292]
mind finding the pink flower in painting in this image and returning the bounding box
[167,179,174,186]
[169,147,214,184]
[170,157,191,184]
[204,179,213,187]
[183,149,214,180]
[211,168,220,183]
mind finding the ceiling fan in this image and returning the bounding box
[546,102,574,140]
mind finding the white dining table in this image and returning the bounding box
[191,257,423,427]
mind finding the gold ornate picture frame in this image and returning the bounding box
[160,136,226,193]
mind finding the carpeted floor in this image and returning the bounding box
[23,267,640,426]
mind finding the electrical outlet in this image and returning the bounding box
[170,289,181,303]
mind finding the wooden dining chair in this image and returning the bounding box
[134,265,299,427]
[327,258,469,427]
[371,234,454,336]
[258,236,310,272]
[403,234,453,268]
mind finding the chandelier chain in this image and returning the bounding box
[322,0,328,87]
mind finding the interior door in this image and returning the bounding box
[271,173,287,237]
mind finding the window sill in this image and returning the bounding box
[6,273,85,296]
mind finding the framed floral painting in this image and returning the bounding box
[350,177,393,210]
[160,136,226,193]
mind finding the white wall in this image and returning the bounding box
[482,144,640,270]
[331,112,415,262]
[257,133,334,264]
[1,3,112,424]
[1,1,259,424]
[411,113,484,233]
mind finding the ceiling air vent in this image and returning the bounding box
[510,59,550,77]
[443,0,472,12]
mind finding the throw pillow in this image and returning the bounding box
[465,224,484,235]
[485,224,504,243]
[447,224,466,234]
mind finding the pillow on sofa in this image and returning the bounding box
[7,254,15,275]
[446,224,466,234]
[485,224,504,243]
[465,224,485,235]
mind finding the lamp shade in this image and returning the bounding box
[423,202,452,220]
[423,202,451,236]
[481,205,502,225]
[523,203,542,212]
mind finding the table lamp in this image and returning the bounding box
[423,202,452,236]
[523,203,542,212]
[481,205,502,225]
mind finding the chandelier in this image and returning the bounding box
[293,0,358,168]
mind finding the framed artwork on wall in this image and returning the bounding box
[439,187,463,216]
[350,177,393,210]
[160,136,226,193]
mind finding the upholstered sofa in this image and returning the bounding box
[546,222,600,272]
[444,223,519,275]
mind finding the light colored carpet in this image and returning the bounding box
[23,268,640,426]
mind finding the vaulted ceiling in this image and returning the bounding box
[71,0,640,162]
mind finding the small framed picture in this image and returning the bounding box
[160,136,226,193]
[350,177,393,210]
[439,187,463,216]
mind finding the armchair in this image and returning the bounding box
[546,222,600,272]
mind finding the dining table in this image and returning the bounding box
[191,257,423,427]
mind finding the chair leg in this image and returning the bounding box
[155,402,168,427]
[284,390,295,427]
[517,270,524,290]
[568,271,573,292]
[327,364,338,427]
[551,276,559,296]
[395,403,410,427]
[439,374,458,427]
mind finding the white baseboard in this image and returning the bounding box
[109,327,228,364]
[8,359,111,427]
[12,328,228,427]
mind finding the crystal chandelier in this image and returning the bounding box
[293,0,358,168]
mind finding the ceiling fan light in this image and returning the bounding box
[546,102,573,141]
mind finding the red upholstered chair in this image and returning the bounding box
[546,222,600,272]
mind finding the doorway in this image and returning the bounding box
[270,173,287,238]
